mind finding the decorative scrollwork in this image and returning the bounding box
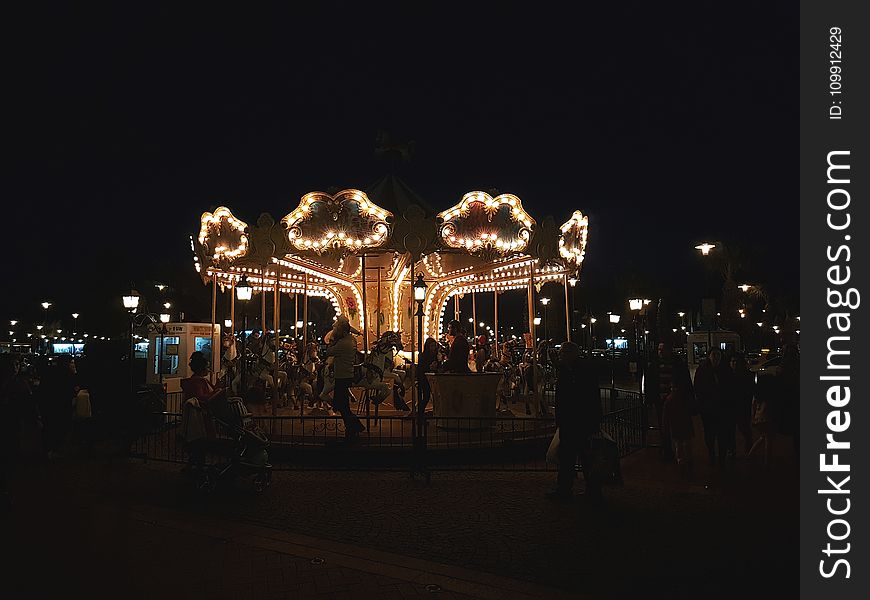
[436,191,534,258]
[282,189,393,257]
[197,207,249,270]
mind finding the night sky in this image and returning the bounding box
[7,3,798,336]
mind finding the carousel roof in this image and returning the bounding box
[192,176,589,281]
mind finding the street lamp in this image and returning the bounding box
[540,297,550,341]
[122,289,141,395]
[608,313,621,393]
[413,274,427,354]
[224,318,232,330]
[695,242,716,256]
[71,313,79,334]
[236,275,253,397]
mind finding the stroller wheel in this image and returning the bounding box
[197,470,217,494]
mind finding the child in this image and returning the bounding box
[662,381,695,477]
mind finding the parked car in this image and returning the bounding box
[750,355,783,377]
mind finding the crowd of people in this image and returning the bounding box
[651,341,800,476]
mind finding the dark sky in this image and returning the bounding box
[7,2,798,335]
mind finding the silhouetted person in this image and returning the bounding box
[693,349,734,466]
[442,320,471,373]
[39,355,78,459]
[417,337,439,414]
[777,344,800,460]
[650,342,690,462]
[730,353,755,455]
[324,316,365,441]
[1,355,34,509]
[662,380,696,477]
[547,342,602,503]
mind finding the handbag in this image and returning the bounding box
[546,428,560,464]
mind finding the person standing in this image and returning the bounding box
[730,353,755,455]
[662,380,695,477]
[693,349,733,467]
[547,342,602,503]
[324,316,365,441]
[416,337,439,414]
[442,320,471,373]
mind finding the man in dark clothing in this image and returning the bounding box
[693,349,734,466]
[548,342,602,503]
[442,320,471,373]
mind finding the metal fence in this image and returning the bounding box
[132,388,645,472]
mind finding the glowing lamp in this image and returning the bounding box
[224,319,232,329]
[413,274,427,302]
[695,242,716,256]
[159,314,170,323]
[9,320,17,326]
[609,314,621,324]
[41,302,52,310]
[122,290,140,311]
[629,298,643,311]
[738,284,751,292]
[568,277,577,287]
[540,297,550,306]
[533,317,542,326]
[235,275,253,301]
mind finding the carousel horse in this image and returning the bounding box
[360,330,408,411]
[241,337,289,406]
[219,331,238,390]
[319,330,409,413]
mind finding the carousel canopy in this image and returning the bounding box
[191,176,590,339]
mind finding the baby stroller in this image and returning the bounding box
[183,387,273,494]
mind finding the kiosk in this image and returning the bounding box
[146,322,221,411]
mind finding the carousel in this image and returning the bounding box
[191,175,590,424]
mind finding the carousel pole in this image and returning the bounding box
[302,272,309,351]
[376,265,382,338]
[472,291,477,340]
[528,262,537,412]
[230,279,235,331]
[454,294,460,322]
[273,276,280,415]
[563,273,571,342]
[409,260,417,438]
[361,254,369,354]
[361,254,370,428]
[260,270,267,334]
[210,275,217,385]
[494,289,499,358]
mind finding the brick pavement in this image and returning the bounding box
[3,422,799,599]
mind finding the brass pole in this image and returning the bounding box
[564,273,571,342]
[472,290,477,339]
[210,275,217,385]
[376,265,382,338]
[361,254,369,354]
[273,276,280,415]
[494,289,499,358]
[260,270,267,334]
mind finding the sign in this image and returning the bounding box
[166,344,179,356]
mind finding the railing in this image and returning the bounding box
[132,387,645,471]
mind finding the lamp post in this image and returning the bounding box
[236,275,253,399]
[158,313,170,387]
[568,275,578,339]
[40,302,52,354]
[540,297,550,342]
[122,290,141,394]
[608,313,620,393]
[413,274,427,354]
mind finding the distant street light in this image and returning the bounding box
[695,242,716,256]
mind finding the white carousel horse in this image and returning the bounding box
[319,331,409,412]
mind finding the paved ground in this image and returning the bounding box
[2,420,798,599]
